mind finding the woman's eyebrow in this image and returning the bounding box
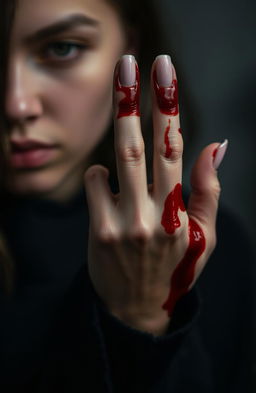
[23,13,100,44]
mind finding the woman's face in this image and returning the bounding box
[4,0,130,201]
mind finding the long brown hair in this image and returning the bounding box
[0,0,192,296]
[0,0,17,296]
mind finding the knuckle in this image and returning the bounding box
[212,181,222,199]
[117,142,145,164]
[158,222,184,242]
[160,141,183,164]
[171,224,185,241]
[127,221,152,244]
[97,225,119,244]
[192,180,221,201]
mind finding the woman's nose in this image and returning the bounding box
[5,61,43,124]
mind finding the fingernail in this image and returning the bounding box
[119,55,136,87]
[213,139,228,169]
[153,55,178,116]
[155,55,173,87]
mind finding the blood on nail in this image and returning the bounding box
[153,70,179,116]
[115,63,140,119]
[212,147,218,159]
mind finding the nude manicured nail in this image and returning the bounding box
[119,55,136,87]
[155,55,173,87]
[213,139,228,169]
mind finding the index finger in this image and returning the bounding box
[113,55,148,214]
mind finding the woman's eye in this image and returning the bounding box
[38,41,87,63]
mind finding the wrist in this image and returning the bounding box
[111,309,171,336]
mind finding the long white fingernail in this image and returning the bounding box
[213,139,229,169]
[119,55,136,87]
[155,55,173,87]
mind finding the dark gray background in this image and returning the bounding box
[158,0,256,251]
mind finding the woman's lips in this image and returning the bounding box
[9,141,58,169]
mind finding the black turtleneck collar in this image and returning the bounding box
[1,186,89,296]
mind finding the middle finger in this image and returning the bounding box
[151,55,184,206]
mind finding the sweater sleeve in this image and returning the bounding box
[34,265,200,393]
[90,278,201,393]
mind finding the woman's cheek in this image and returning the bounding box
[63,79,113,148]
[44,61,115,153]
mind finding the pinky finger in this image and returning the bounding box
[187,140,228,233]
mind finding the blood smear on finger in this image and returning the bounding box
[162,218,205,317]
[161,183,185,234]
[164,119,172,158]
[115,63,140,118]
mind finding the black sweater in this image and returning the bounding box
[0,188,254,393]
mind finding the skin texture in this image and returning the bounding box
[85,56,223,335]
[4,0,226,335]
[5,0,130,201]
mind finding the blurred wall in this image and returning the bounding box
[158,0,256,250]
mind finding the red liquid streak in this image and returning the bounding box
[161,183,186,235]
[164,119,172,158]
[162,218,206,317]
[178,128,182,134]
[115,63,140,119]
[153,70,179,116]
[212,147,218,159]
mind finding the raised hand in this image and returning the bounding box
[84,55,228,336]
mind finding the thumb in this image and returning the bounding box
[187,140,228,231]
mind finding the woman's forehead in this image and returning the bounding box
[12,0,116,34]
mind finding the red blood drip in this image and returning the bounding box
[153,70,179,116]
[115,63,140,119]
[178,128,182,134]
[212,147,218,159]
[162,218,206,316]
[164,119,172,158]
[161,183,186,234]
